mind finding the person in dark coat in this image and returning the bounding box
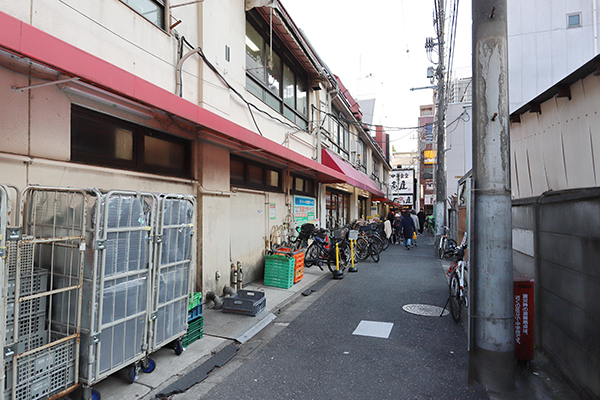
[386,209,395,224]
[400,210,416,250]
[417,207,426,234]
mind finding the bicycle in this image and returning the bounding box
[446,244,468,322]
[437,226,458,260]
[424,216,435,237]
[305,227,351,272]
[353,224,383,262]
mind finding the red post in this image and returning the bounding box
[514,276,534,360]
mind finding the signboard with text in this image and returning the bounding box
[389,169,415,207]
[293,196,316,226]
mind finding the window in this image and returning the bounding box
[230,156,282,192]
[245,12,309,129]
[71,105,191,178]
[120,0,165,29]
[567,13,581,28]
[329,107,350,156]
[291,175,315,197]
[423,166,434,180]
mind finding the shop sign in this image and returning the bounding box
[294,195,316,226]
[424,150,437,164]
[269,203,276,220]
[357,189,369,198]
[390,169,414,207]
[330,183,353,193]
[424,195,435,205]
[390,169,414,197]
[392,195,413,206]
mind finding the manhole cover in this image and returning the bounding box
[403,304,449,317]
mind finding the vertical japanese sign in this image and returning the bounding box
[269,203,276,220]
[389,169,415,207]
[293,196,316,226]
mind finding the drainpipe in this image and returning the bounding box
[470,0,514,392]
[176,47,203,97]
[594,0,599,54]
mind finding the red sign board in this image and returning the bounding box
[514,276,534,360]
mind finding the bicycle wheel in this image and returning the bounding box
[370,235,384,253]
[305,243,320,267]
[438,237,447,259]
[381,235,390,250]
[449,271,462,322]
[355,237,369,261]
[370,243,380,263]
[327,243,348,273]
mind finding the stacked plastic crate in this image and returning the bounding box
[183,292,203,348]
[264,254,295,289]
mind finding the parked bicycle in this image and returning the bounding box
[351,222,384,263]
[437,226,458,260]
[446,244,468,322]
[305,227,351,272]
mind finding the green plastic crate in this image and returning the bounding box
[264,254,294,289]
[182,315,204,348]
[264,276,293,289]
[188,292,202,310]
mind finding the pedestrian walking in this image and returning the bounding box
[393,213,402,244]
[410,210,420,247]
[400,210,416,250]
[417,207,425,234]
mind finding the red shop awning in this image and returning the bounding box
[0,11,346,185]
[321,149,385,198]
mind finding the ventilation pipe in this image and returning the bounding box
[205,291,223,309]
[223,285,237,297]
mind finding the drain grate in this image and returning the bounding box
[403,304,449,317]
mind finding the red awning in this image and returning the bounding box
[321,149,385,198]
[0,11,346,185]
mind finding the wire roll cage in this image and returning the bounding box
[7,186,88,400]
[147,194,196,353]
[79,189,158,387]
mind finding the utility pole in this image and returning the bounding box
[470,0,515,392]
[434,0,446,237]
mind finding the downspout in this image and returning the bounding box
[176,47,203,97]
[594,0,599,54]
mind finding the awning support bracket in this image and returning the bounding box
[12,77,80,93]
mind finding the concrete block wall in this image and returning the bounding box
[514,188,600,399]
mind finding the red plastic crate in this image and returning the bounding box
[274,247,304,283]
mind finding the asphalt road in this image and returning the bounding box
[174,235,489,400]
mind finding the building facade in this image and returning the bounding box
[508,0,600,113]
[0,1,390,299]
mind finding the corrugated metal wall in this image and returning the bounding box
[510,73,600,199]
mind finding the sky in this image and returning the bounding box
[282,0,472,152]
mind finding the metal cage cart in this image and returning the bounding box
[4,187,87,400]
[147,194,196,360]
[0,185,9,400]
[78,190,157,399]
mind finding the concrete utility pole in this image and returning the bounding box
[435,0,446,236]
[470,0,515,392]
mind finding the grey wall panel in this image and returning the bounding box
[512,249,535,278]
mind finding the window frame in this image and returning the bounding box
[567,12,582,28]
[230,155,283,192]
[245,11,309,129]
[71,105,191,178]
[119,0,166,30]
[290,174,316,197]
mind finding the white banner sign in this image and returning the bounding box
[390,169,414,197]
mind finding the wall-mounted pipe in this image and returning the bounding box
[205,291,223,309]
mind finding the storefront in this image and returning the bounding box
[325,188,350,229]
